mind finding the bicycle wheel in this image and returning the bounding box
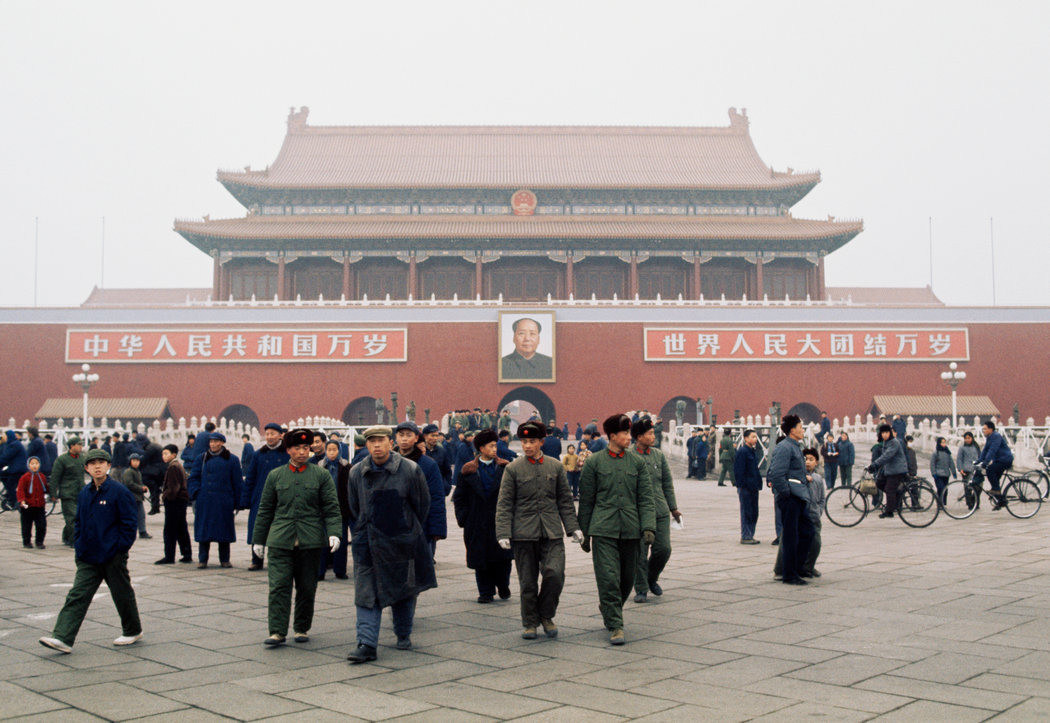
[45,496,57,517]
[823,485,868,527]
[1002,478,1042,519]
[1024,469,1050,500]
[898,480,940,528]
[940,480,978,519]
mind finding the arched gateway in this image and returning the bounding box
[498,387,556,427]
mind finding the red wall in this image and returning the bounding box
[1,320,1046,427]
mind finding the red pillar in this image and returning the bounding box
[211,255,220,299]
[693,257,702,299]
[818,257,826,299]
[219,264,230,300]
[565,253,574,297]
[408,255,418,298]
[755,257,764,298]
[629,255,639,298]
[277,257,286,300]
[342,256,351,298]
[475,256,483,298]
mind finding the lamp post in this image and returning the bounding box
[705,397,713,427]
[391,392,398,425]
[72,363,99,442]
[940,362,966,430]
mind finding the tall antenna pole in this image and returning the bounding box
[989,217,997,306]
[100,216,106,288]
[34,216,39,306]
[928,216,933,290]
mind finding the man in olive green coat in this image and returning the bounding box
[50,437,85,547]
[578,414,656,645]
[495,421,582,641]
[630,418,682,603]
[718,429,736,486]
[252,428,342,645]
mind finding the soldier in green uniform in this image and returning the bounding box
[717,428,736,486]
[50,436,85,547]
[495,421,582,641]
[253,428,342,646]
[630,418,682,603]
[578,414,656,645]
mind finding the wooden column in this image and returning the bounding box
[629,254,639,298]
[408,254,418,298]
[693,257,702,299]
[565,253,574,297]
[277,256,286,300]
[817,257,826,299]
[219,264,230,300]
[475,255,483,298]
[755,257,764,298]
[342,256,351,298]
[211,255,220,299]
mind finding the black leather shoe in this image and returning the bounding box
[498,586,511,600]
[648,581,663,596]
[347,644,377,663]
[783,578,808,585]
[154,558,175,565]
[477,595,493,604]
[396,636,412,650]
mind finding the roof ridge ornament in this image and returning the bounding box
[728,107,749,130]
[287,106,310,131]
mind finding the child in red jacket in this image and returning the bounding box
[17,456,48,548]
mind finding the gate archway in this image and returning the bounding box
[659,395,698,427]
[218,404,260,431]
[342,396,379,426]
[497,387,556,428]
[786,402,821,424]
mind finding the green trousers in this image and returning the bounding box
[591,536,638,630]
[61,498,77,545]
[53,552,141,646]
[267,546,323,636]
[634,515,671,595]
[718,463,735,485]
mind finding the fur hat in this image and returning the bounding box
[516,421,546,440]
[283,428,312,448]
[602,414,632,437]
[473,429,498,450]
[630,418,654,439]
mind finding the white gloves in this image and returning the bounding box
[498,538,511,550]
[572,530,584,544]
[329,536,340,552]
[252,544,265,559]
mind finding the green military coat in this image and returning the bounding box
[630,445,676,518]
[495,455,579,541]
[252,463,341,549]
[578,449,656,539]
[51,452,86,498]
[121,467,146,502]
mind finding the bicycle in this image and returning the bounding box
[1,495,57,516]
[824,473,940,528]
[940,464,1041,520]
[1023,455,1049,500]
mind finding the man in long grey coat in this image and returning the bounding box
[345,426,436,664]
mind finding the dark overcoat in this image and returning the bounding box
[346,452,436,608]
[188,447,242,543]
[452,456,513,570]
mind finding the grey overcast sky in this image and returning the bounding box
[1,0,1047,307]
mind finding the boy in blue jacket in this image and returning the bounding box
[39,448,142,654]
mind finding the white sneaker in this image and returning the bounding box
[113,633,142,646]
[39,637,72,654]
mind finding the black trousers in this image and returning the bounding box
[146,479,161,513]
[162,500,191,561]
[20,506,46,545]
[475,559,512,597]
[199,541,230,564]
[775,495,814,582]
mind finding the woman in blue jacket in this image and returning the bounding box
[187,432,243,568]
[867,425,908,518]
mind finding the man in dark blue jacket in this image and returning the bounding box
[240,423,288,570]
[39,448,142,654]
[836,432,856,488]
[1,429,28,508]
[393,422,447,557]
[891,415,908,444]
[422,424,452,494]
[496,430,518,462]
[541,427,563,458]
[978,420,1014,501]
[42,434,58,476]
[766,415,814,585]
[733,429,762,544]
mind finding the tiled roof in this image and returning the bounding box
[871,396,1000,418]
[35,398,172,421]
[81,287,212,307]
[217,108,820,191]
[175,213,862,242]
[826,286,944,307]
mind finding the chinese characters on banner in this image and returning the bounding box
[644,328,969,362]
[66,328,407,363]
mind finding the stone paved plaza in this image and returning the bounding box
[3,456,1050,721]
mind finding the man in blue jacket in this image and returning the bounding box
[39,449,142,654]
[1,429,29,508]
[733,429,763,544]
[393,422,447,558]
[979,420,1014,504]
[766,415,814,585]
[240,423,287,570]
[836,431,855,488]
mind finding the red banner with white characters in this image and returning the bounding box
[644,327,969,362]
[66,328,407,363]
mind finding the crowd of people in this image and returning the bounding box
[8,408,1018,660]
